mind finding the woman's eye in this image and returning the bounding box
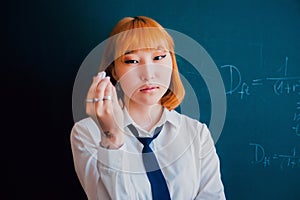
[124,60,139,64]
[154,54,167,61]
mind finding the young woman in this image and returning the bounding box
[70,16,226,200]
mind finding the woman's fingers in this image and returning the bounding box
[87,72,106,99]
[94,76,111,110]
[86,76,101,116]
[86,73,124,137]
[100,78,113,115]
[86,72,107,116]
[103,79,113,104]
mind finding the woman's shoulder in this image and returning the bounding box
[168,109,206,128]
[168,109,211,141]
[168,110,214,157]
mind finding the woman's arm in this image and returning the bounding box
[70,118,136,200]
[70,119,110,200]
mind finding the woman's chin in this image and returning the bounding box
[128,97,161,107]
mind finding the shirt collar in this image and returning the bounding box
[165,108,181,128]
[123,107,135,128]
[123,106,180,130]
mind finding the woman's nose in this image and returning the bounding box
[140,64,155,81]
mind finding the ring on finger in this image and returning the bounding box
[86,96,111,103]
[103,95,112,101]
[86,98,102,103]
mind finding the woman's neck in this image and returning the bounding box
[125,100,163,132]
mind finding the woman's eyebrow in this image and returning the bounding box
[124,50,136,55]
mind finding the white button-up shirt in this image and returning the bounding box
[70,108,226,200]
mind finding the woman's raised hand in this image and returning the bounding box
[86,72,124,149]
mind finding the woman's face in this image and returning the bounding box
[114,48,173,108]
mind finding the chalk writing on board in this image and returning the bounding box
[220,56,300,98]
[249,143,300,169]
[266,57,300,95]
[220,64,250,99]
[292,101,300,136]
[220,64,241,95]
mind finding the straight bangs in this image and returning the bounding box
[113,27,174,60]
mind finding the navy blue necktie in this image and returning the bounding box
[128,124,171,200]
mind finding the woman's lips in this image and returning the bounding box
[139,86,159,93]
